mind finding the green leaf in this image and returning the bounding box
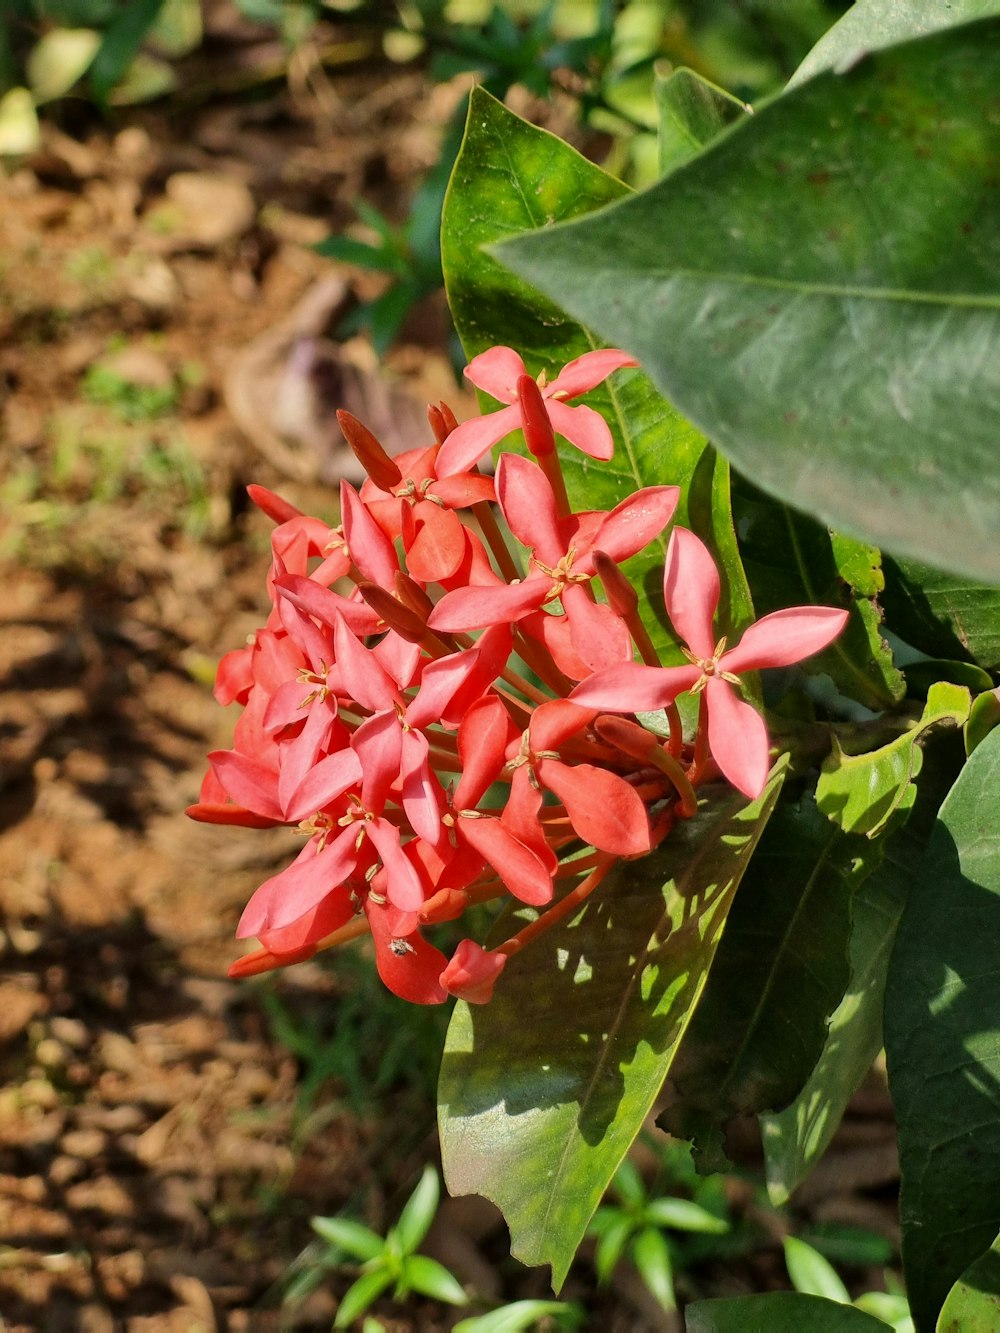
[789,0,1000,88]
[438,764,786,1289]
[442,86,753,661]
[785,1235,852,1304]
[658,795,875,1170]
[453,1299,585,1332]
[882,557,1000,673]
[816,683,971,838]
[631,1225,675,1313]
[856,1290,915,1331]
[88,0,167,102]
[734,477,904,710]
[904,661,995,701]
[311,1216,384,1262]
[26,28,101,103]
[687,1292,891,1331]
[401,1254,468,1306]
[494,23,1000,584]
[885,725,1000,1328]
[0,87,40,157]
[762,831,911,1204]
[966,689,1000,756]
[394,1165,439,1256]
[594,1214,633,1285]
[334,1267,395,1329]
[654,66,750,173]
[611,1158,646,1209]
[644,1196,729,1234]
[936,1231,1000,1332]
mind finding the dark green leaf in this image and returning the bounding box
[687,1292,890,1331]
[611,1158,645,1209]
[401,1254,468,1306]
[495,24,1000,583]
[904,661,994,700]
[438,764,785,1288]
[937,1231,1000,1332]
[816,683,970,838]
[882,557,1000,673]
[789,0,1000,88]
[88,0,166,102]
[442,86,753,660]
[655,66,750,173]
[785,1235,852,1303]
[762,829,912,1203]
[659,795,874,1170]
[885,726,1000,1328]
[734,477,904,710]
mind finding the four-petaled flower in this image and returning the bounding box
[571,528,849,798]
[437,346,638,475]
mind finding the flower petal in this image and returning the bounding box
[588,486,679,567]
[457,816,553,906]
[428,577,550,633]
[496,453,562,565]
[405,504,466,583]
[664,527,719,660]
[547,348,638,399]
[705,676,771,799]
[454,695,512,810]
[463,345,525,400]
[284,744,363,823]
[208,750,281,819]
[721,606,850,674]
[537,758,651,855]
[239,829,358,934]
[546,399,614,460]
[366,897,448,1004]
[436,403,520,475]
[569,663,699,712]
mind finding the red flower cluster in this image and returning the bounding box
[190,347,847,1005]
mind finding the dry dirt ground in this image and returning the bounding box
[0,23,901,1329]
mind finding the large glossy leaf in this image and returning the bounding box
[936,1231,1000,1332]
[494,23,1000,583]
[441,87,753,658]
[789,0,1000,87]
[882,557,1000,673]
[438,764,785,1288]
[885,725,1000,1329]
[658,795,877,1170]
[687,1292,889,1331]
[734,477,904,710]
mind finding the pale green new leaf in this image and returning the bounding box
[816,683,970,838]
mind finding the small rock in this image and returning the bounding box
[61,1128,106,1160]
[49,1016,89,1050]
[0,979,43,1043]
[49,1153,85,1187]
[162,171,255,247]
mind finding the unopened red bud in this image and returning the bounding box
[594,549,639,617]
[394,571,435,623]
[593,714,658,765]
[440,939,507,1004]
[427,400,460,444]
[337,410,403,490]
[516,373,556,458]
[420,886,470,924]
[357,582,427,642]
[228,944,315,977]
[247,484,303,524]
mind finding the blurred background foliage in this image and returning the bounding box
[1,0,852,350]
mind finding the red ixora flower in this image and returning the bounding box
[436,346,638,474]
[571,528,849,799]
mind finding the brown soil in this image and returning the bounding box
[0,20,900,1329]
